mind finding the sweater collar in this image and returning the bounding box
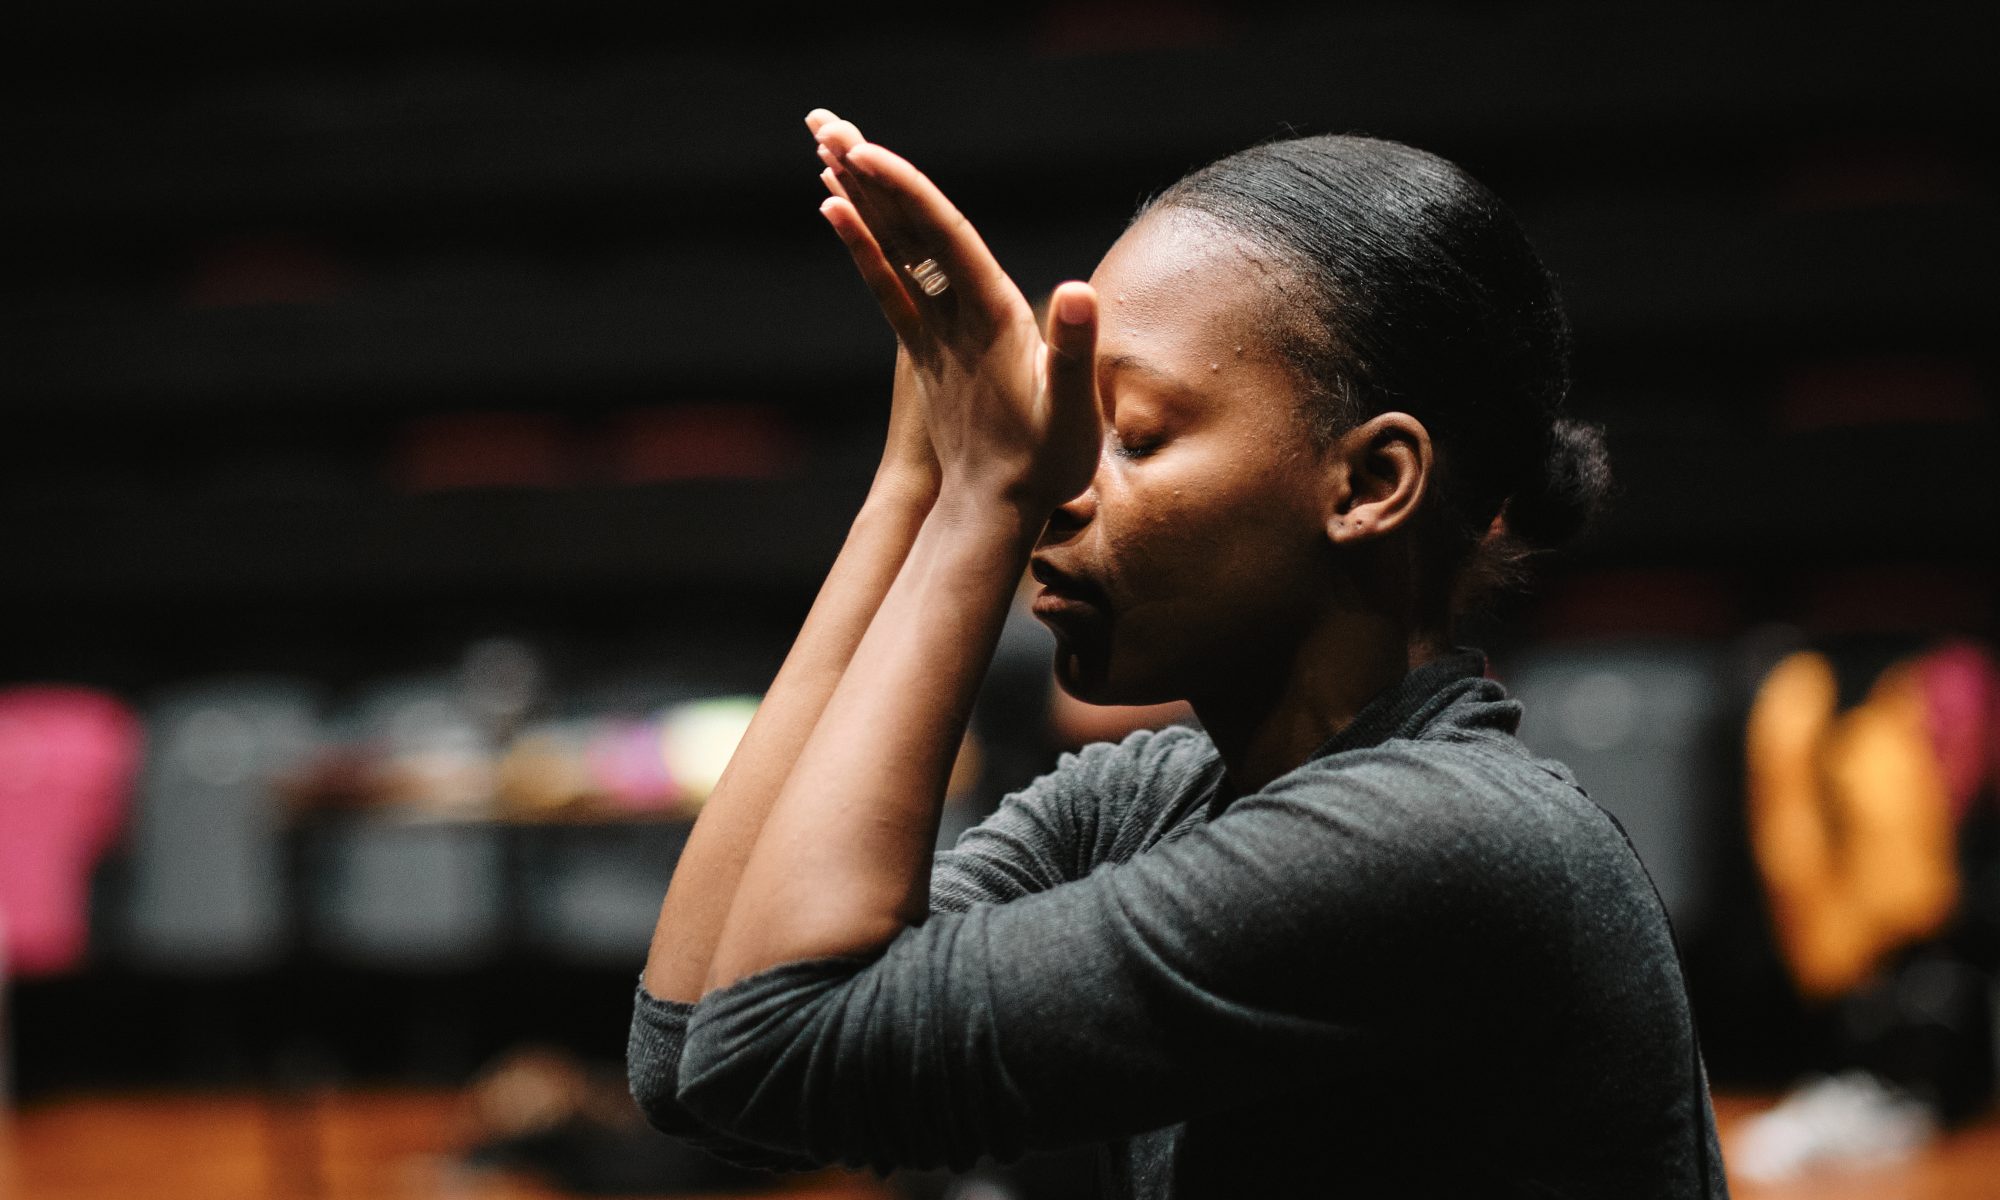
[1196,648,1495,819]
[1301,647,1491,763]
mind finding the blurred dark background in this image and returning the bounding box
[2,0,1996,1194]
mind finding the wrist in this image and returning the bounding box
[865,461,941,513]
[928,479,1047,550]
[870,455,941,500]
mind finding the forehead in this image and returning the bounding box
[1087,208,1301,399]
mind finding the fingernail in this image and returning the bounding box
[845,144,881,175]
[1057,289,1092,325]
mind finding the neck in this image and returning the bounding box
[1191,610,1443,801]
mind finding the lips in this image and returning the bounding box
[1030,558,1100,597]
[1029,558,1107,619]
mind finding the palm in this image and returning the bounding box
[806,110,1101,515]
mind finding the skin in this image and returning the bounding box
[1038,207,1442,798]
[643,110,1445,1003]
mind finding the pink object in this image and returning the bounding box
[583,718,675,811]
[0,686,143,976]
[1914,642,1998,823]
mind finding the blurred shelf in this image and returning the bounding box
[281,804,695,969]
[0,473,876,603]
[4,201,1991,413]
[3,421,1992,614]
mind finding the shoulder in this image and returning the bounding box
[1264,728,1583,829]
[1238,732,1647,927]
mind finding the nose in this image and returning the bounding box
[1044,465,1099,540]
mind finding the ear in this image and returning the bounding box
[1325,412,1433,546]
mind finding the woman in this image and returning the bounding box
[628,110,1728,1199]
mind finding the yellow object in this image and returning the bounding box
[1746,651,1958,999]
[660,697,762,808]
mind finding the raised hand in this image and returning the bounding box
[805,109,1100,518]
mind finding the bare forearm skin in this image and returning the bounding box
[641,468,937,1003]
[705,489,1042,993]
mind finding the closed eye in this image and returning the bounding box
[1109,429,1161,459]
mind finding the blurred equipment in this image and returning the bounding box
[1729,1069,1937,1182]
[1509,638,1732,930]
[1747,649,1959,1000]
[122,678,320,969]
[1731,636,2000,1175]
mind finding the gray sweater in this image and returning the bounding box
[628,651,1729,1198]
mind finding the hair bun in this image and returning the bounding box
[1502,418,1612,551]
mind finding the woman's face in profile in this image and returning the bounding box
[1031,209,1342,706]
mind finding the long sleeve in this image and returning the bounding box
[626,726,1206,1165]
[626,985,823,1171]
[931,726,1210,908]
[674,744,1594,1175]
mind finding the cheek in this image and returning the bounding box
[1053,466,1321,704]
[1103,458,1323,606]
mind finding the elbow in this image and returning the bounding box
[677,959,876,1165]
[675,1012,789,1146]
[678,994,986,1177]
[625,986,708,1139]
[627,1056,691,1138]
[681,947,991,1175]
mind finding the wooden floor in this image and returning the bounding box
[0,1088,894,1200]
[1713,1094,2000,1200]
[3,1089,1996,1198]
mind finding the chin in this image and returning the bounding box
[1051,637,1183,709]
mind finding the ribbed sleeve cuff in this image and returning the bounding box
[626,975,824,1173]
[627,978,706,1139]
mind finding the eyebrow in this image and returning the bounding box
[1101,353,1201,402]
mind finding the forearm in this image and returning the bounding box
[706,490,1041,990]
[642,467,935,1003]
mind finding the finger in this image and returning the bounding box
[1043,282,1100,425]
[811,120,858,203]
[812,122,942,284]
[811,122,930,312]
[819,165,851,203]
[811,121,883,210]
[842,142,1020,319]
[818,144,865,206]
[811,116,869,193]
[812,121,923,281]
[821,196,925,348]
[813,115,865,160]
[807,114,936,344]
